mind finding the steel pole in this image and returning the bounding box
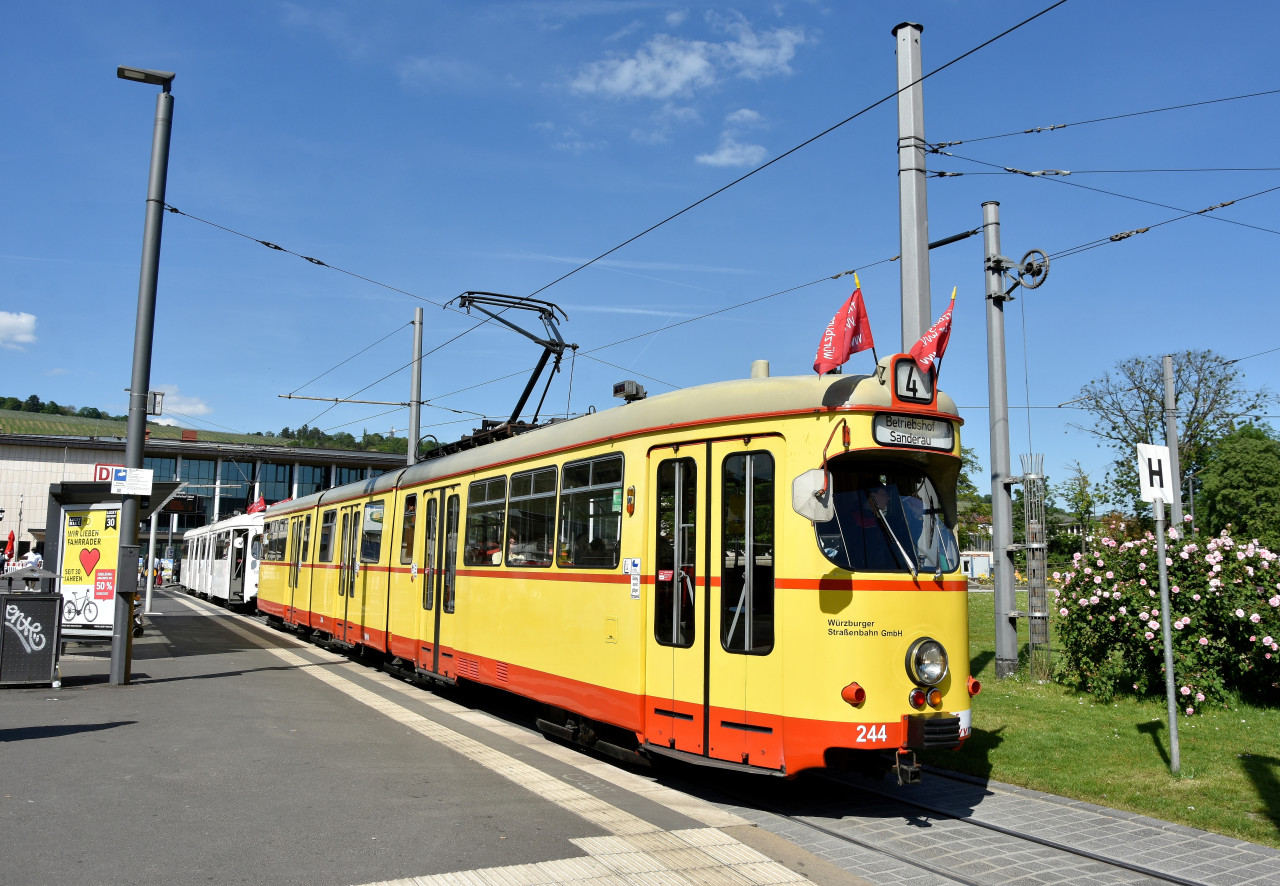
[893,22,931,350]
[111,86,173,686]
[983,201,1018,678]
[1162,355,1185,525]
[408,307,423,466]
[1154,496,1181,773]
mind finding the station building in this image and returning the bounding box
[0,410,406,559]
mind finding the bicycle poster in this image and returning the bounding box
[58,506,121,636]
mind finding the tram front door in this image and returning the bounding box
[643,439,783,769]
[644,450,705,756]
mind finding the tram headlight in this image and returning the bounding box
[905,637,949,687]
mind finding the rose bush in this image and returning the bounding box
[1053,521,1280,711]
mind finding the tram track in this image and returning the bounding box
[666,763,1210,886]
[828,767,1208,886]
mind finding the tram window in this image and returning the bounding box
[362,500,385,563]
[300,515,311,563]
[556,454,622,569]
[507,467,555,567]
[722,453,775,655]
[264,521,287,562]
[216,531,230,561]
[654,457,696,647]
[814,459,960,574]
[318,509,337,562]
[443,495,459,613]
[180,541,190,561]
[251,533,263,561]
[423,497,438,610]
[464,477,507,566]
[400,494,417,565]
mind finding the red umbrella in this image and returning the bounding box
[4,530,13,561]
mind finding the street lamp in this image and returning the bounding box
[111,65,175,686]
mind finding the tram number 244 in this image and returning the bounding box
[855,724,888,743]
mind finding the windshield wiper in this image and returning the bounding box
[875,506,918,579]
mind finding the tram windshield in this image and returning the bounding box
[814,460,959,575]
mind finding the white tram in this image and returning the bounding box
[180,513,265,606]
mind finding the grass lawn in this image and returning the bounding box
[919,589,1280,849]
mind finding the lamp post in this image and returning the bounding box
[112,65,175,686]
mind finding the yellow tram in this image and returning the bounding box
[258,353,975,778]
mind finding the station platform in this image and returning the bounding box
[2,587,1275,886]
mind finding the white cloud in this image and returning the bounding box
[570,14,806,100]
[711,11,806,80]
[571,33,716,99]
[696,108,768,168]
[665,10,688,28]
[724,107,763,127]
[156,386,211,418]
[0,312,36,350]
[631,102,701,144]
[695,135,768,167]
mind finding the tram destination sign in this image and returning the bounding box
[873,414,954,451]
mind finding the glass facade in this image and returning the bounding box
[334,465,366,487]
[180,457,217,529]
[144,456,177,481]
[219,459,255,516]
[296,464,327,498]
[260,463,293,504]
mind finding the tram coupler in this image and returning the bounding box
[893,749,921,785]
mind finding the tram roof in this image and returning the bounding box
[266,361,960,515]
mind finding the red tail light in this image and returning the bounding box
[908,688,927,710]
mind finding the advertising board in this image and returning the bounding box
[58,505,121,637]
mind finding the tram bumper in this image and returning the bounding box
[903,712,962,750]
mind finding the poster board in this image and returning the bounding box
[57,504,121,638]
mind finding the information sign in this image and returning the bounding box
[872,414,954,451]
[110,467,154,496]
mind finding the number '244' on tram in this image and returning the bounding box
[257,353,976,780]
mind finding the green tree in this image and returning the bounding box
[955,444,991,551]
[1196,424,1280,545]
[1072,350,1268,514]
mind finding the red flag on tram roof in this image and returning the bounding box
[4,531,13,561]
[246,495,267,514]
[910,288,956,375]
[813,275,875,375]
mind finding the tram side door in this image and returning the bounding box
[706,440,784,769]
[644,448,707,756]
[337,503,363,643]
[414,488,458,676]
[229,528,248,603]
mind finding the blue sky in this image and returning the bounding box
[3,0,1277,501]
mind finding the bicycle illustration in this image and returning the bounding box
[62,588,99,623]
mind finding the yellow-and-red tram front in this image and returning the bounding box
[258,354,975,778]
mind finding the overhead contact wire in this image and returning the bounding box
[932,86,1280,148]
[524,0,1072,300]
